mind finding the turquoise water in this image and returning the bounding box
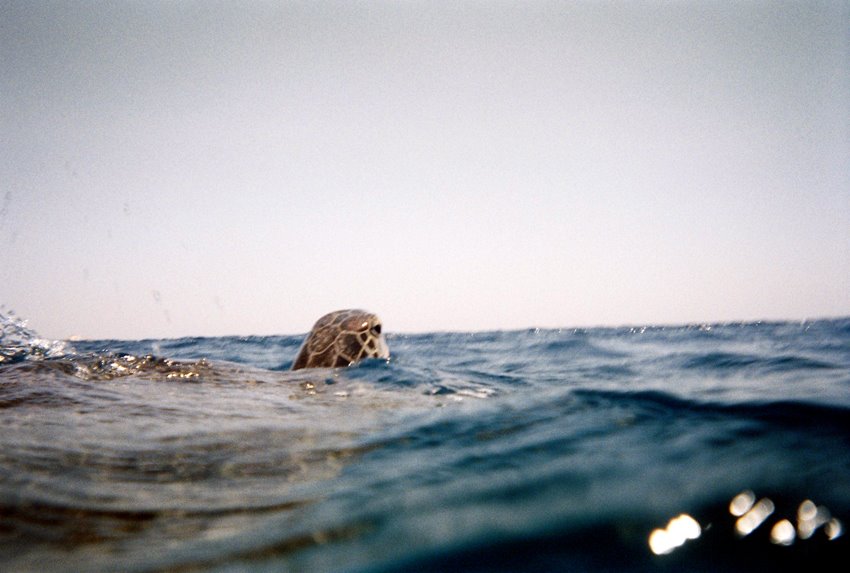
[2,311,849,571]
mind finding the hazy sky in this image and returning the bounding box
[2,1,848,339]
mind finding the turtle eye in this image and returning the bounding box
[371,323,382,336]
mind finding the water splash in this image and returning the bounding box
[0,307,72,364]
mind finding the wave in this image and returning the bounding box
[570,388,850,432]
[680,351,839,373]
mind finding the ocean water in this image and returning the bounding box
[1,311,849,572]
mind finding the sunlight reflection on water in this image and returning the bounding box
[735,497,775,537]
[651,491,844,556]
[648,514,701,555]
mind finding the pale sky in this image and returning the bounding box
[1,1,848,340]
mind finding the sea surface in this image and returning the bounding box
[1,310,849,572]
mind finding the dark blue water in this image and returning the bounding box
[2,311,849,572]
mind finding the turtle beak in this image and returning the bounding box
[376,332,390,360]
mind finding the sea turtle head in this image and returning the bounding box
[291,309,389,370]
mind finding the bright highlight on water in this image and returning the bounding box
[1,309,849,571]
[648,513,701,555]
